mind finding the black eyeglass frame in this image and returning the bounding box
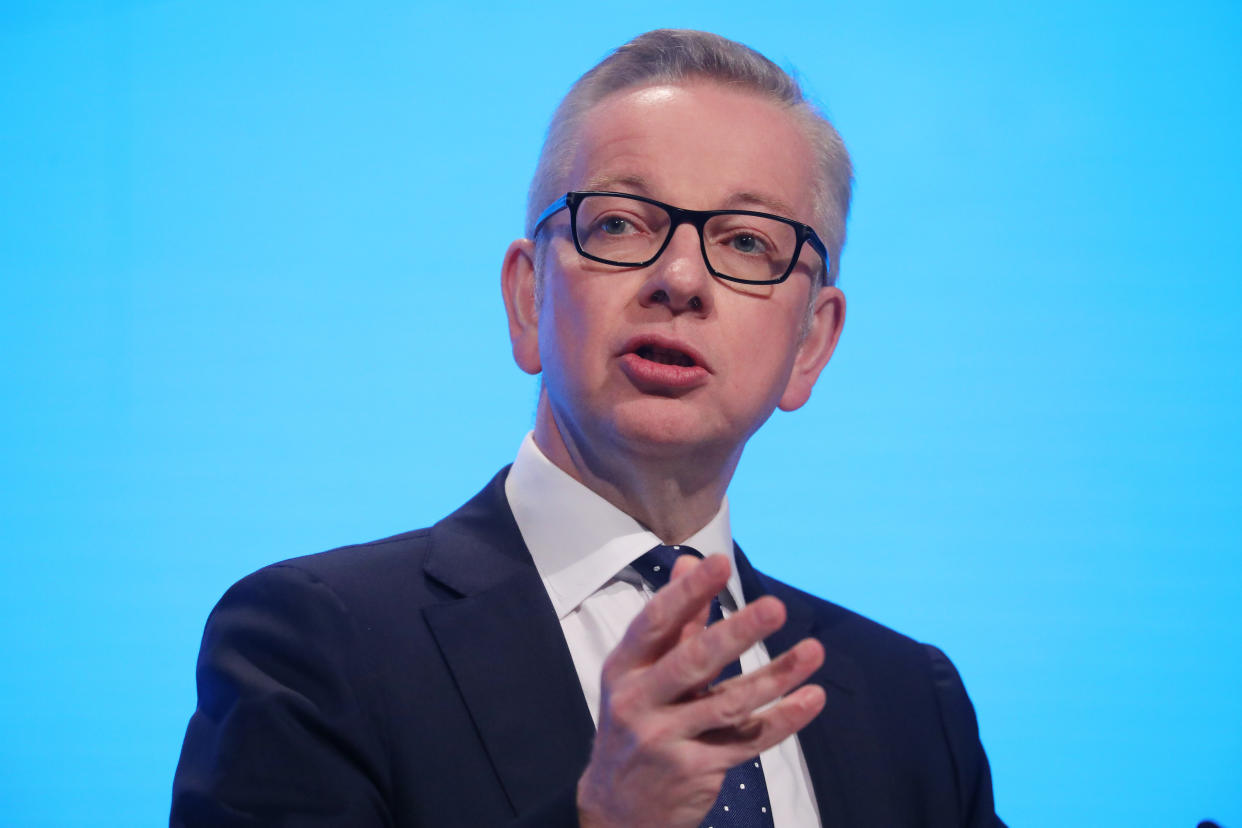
[531,190,831,286]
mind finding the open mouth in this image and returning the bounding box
[635,344,696,367]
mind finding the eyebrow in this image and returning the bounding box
[724,190,797,218]
[582,173,651,194]
[580,175,798,219]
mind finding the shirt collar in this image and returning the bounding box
[505,432,741,620]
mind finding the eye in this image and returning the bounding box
[729,232,768,255]
[600,216,633,235]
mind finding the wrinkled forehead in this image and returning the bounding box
[565,81,819,224]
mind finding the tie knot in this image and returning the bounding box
[632,544,702,591]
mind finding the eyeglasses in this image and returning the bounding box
[531,191,829,286]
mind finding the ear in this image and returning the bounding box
[778,285,845,411]
[501,238,541,375]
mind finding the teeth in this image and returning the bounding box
[637,345,694,367]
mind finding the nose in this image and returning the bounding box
[639,223,713,315]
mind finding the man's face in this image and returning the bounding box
[508,81,844,473]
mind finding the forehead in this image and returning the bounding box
[568,81,817,223]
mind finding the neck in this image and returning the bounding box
[532,397,739,544]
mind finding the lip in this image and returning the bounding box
[617,333,712,392]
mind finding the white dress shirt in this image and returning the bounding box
[504,433,822,828]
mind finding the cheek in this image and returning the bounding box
[547,286,587,349]
[727,313,803,400]
[538,282,601,389]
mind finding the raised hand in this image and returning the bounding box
[576,554,826,828]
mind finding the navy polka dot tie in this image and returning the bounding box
[631,544,776,828]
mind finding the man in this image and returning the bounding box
[172,29,1003,827]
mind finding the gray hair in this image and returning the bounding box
[526,29,853,286]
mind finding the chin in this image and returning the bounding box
[606,399,732,457]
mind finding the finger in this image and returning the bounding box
[669,556,711,646]
[669,554,699,581]
[678,637,825,738]
[699,683,827,767]
[668,555,715,701]
[604,554,731,677]
[643,595,788,705]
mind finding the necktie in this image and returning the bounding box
[631,545,776,828]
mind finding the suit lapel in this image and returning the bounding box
[418,476,894,822]
[734,546,887,827]
[422,471,595,815]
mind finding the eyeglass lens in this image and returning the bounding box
[573,194,820,283]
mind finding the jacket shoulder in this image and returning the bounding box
[758,572,1003,826]
[758,571,930,667]
[259,526,435,603]
[229,466,518,618]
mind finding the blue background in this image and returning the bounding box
[2,2,1239,825]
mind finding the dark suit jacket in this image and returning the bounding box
[172,469,1003,827]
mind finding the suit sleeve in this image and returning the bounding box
[171,564,394,827]
[924,644,1007,828]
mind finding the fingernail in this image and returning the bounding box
[797,639,823,661]
[757,600,781,624]
[803,685,826,710]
